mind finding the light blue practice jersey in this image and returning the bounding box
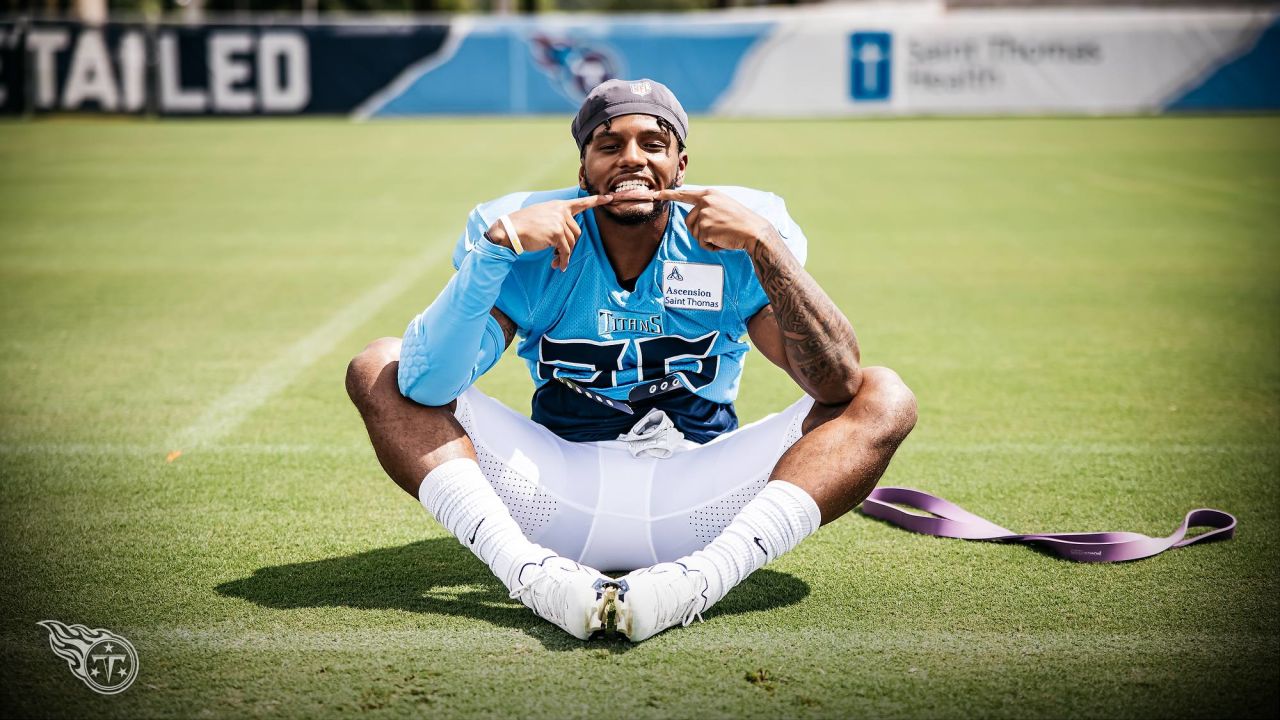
[451,185,807,442]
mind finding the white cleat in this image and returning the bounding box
[612,563,708,643]
[508,556,616,640]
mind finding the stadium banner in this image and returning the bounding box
[355,8,1279,117]
[354,15,772,118]
[0,8,1275,117]
[714,8,1280,116]
[9,20,450,115]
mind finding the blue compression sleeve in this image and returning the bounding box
[397,238,517,406]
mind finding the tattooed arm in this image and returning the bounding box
[745,233,862,404]
[652,187,862,405]
[745,232,862,404]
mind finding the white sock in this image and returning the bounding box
[418,457,553,592]
[677,480,822,610]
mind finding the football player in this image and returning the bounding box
[346,79,917,642]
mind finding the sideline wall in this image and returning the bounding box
[0,7,1275,117]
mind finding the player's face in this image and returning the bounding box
[579,114,687,226]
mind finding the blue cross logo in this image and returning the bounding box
[850,32,892,102]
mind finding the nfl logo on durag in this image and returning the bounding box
[630,81,653,96]
[663,261,723,311]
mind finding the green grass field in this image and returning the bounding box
[1,116,1277,719]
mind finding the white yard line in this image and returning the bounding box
[0,442,368,457]
[19,627,1270,654]
[166,255,437,452]
[902,441,1280,456]
[1079,169,1239,216]
[165,158,568,453]
[1,440,1275,459]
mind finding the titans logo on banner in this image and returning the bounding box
[530,34,622,101]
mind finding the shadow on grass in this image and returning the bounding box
[216,538,808,651]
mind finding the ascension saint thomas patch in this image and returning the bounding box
[662,261,723,312]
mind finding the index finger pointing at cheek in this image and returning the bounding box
[565,194,614,214]
[653,188,709,204]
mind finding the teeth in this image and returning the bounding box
[612,180,649,193]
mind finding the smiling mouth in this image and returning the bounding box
[609,178,655,196]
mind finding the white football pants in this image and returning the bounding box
[452,387,813,572]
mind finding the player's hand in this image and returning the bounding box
[653,187,777,255]
[487,194,614,271]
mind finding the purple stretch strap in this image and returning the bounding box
[861,487,1237,563]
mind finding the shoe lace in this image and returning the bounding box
[648,569,705,629]
[509,568,551,602]
[509,562,583,627]
[682,606,704,628]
